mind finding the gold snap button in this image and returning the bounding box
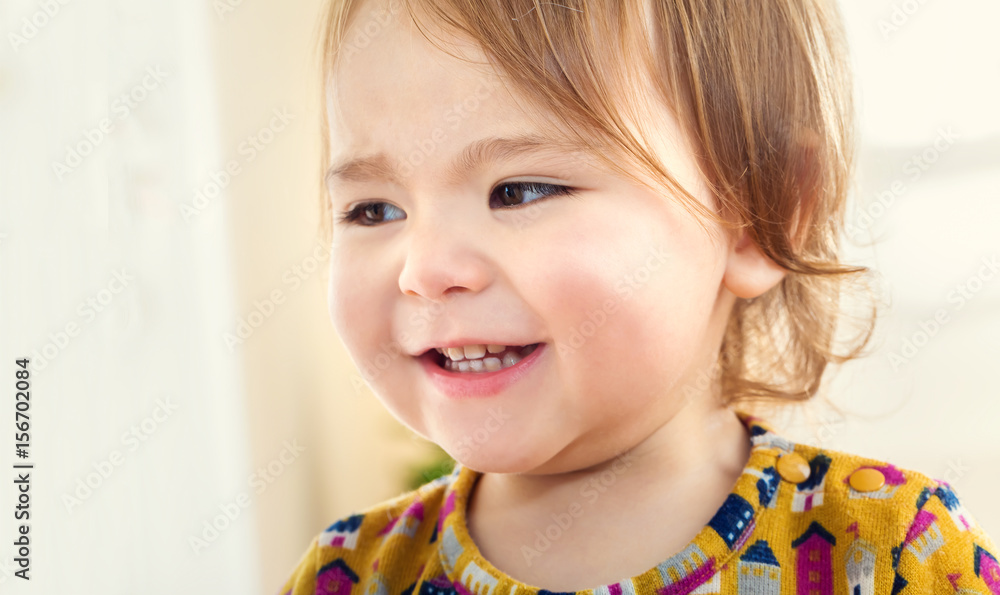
[849,468,886,492]
[776,452,811,483]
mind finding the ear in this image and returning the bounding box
[721,126,820,300]
[722,228,788,300]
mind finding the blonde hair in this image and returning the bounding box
[315,0,878,407]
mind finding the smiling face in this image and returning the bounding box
[325,1,779,475]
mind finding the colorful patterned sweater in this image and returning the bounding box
[277,412,1000,594]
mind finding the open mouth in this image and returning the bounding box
[426,343,542,373]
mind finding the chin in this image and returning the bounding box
[448,444,549,475]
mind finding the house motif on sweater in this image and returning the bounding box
[844,535,876,595]
[930,483,973,531]
[845,464,906,500]
[791,453,831,513]
[736,540,780,594]
[278,412,999,595]
[904,509,945,562]
[974,544,1000,594]
[792,521,836,595]
[319,514,364,550]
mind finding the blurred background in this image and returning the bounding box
[0,0,997,593]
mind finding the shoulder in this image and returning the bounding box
[276,468,458,595]
[762,433,941,526]
[747,426,999,593]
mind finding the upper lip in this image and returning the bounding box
[412,339,541,357]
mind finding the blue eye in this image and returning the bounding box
[489,181,577,208]
[336,202,405,226]
[336,182,577,227]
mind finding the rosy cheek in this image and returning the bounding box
[328,260,373,344]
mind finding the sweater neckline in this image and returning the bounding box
[435,410,784,594]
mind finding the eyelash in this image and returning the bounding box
[336,181,579,227]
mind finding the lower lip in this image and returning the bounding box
[418,343,546,399]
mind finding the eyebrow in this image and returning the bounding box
[325,134,590,188]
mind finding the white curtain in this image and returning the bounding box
[0,0,260,592]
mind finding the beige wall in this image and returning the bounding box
[205,2,436,590]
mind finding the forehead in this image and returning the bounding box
[325,1,584,178]
[324,0,703,206]
[331,10,488,116]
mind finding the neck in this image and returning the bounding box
[470,398,750,516]
[465,397,752,589]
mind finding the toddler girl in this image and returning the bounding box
[280,0,999,593]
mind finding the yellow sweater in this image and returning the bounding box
[278,412,999,594]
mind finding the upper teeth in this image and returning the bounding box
[438,344,521,361]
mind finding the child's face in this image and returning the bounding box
[325,2,753,474]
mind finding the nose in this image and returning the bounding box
[397,217,493,301]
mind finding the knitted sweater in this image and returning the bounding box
[277,412,1000,594]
